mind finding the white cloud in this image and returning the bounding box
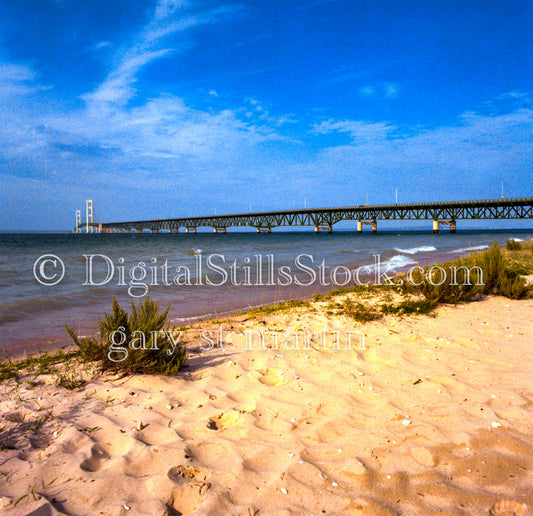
[0,63,50,99]
[359,86,374,96]
[383,82,399,99]
[94,41,112,50]
[309,107,533,201]
[357,82,399,100]
[313,119,395,143]
[82,49,173,106]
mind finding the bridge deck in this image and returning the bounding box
[79,197,533,233]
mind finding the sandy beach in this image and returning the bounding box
[3,0,532,514]
[1,291,532,516]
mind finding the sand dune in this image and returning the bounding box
[1,295,532,515]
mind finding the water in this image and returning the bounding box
[1,229,531,356]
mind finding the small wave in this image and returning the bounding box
[451,245,488,254]
[394,245,437,254]
[362,254,416,272]
[384,255,417,270]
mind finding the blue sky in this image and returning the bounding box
[0,0,532,230]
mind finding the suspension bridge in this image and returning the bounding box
[75,197,533,234]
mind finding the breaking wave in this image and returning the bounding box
[394,245,437,254]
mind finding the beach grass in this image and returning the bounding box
[0,349,81,383]
[245,298,310,316]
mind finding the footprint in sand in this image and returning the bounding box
[134,423,178,445]
[225,391,258,412]
[80,443,110,472]
[242,447,293,473]
[251,406,278,432]
[168,464,210,483]
[410,446,436,467]
[184,440,242,472]
[490,499,528,516]
[167,464,211,514]
[207,410,244,430]
[258,368,285,386]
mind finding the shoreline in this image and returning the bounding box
[0,246,498,358]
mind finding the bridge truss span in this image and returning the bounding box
[81,197,533,234]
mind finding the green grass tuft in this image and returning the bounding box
[330,297,380,322]
[381,299,437,315]
[246,299,309,316]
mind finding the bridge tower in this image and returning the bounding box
[86,199,94,233]
[75,210,81,233]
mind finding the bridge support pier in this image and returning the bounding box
[315,225,332,233]
[433,220,456,233]
[357,221,377,233]
[450,220,456,233]
[186,227,197,233]
[257,227,272,233]
[213,227,227,233]
[151,229,158,233]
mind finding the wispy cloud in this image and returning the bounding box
[0,1,284,198]
[308,105,533,203]
[81,1,243,109]
[357,82,400,100]
[0,63,50,99]
[383,82,399,99]
[313,119,395,143]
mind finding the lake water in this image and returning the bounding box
[1,229,531,356]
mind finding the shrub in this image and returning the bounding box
[412,258,481,303]
[497,269,528,299]
[505,238,521,251]
[412,240,530,303]
[478,239,505,295]
[66,297,187,375]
